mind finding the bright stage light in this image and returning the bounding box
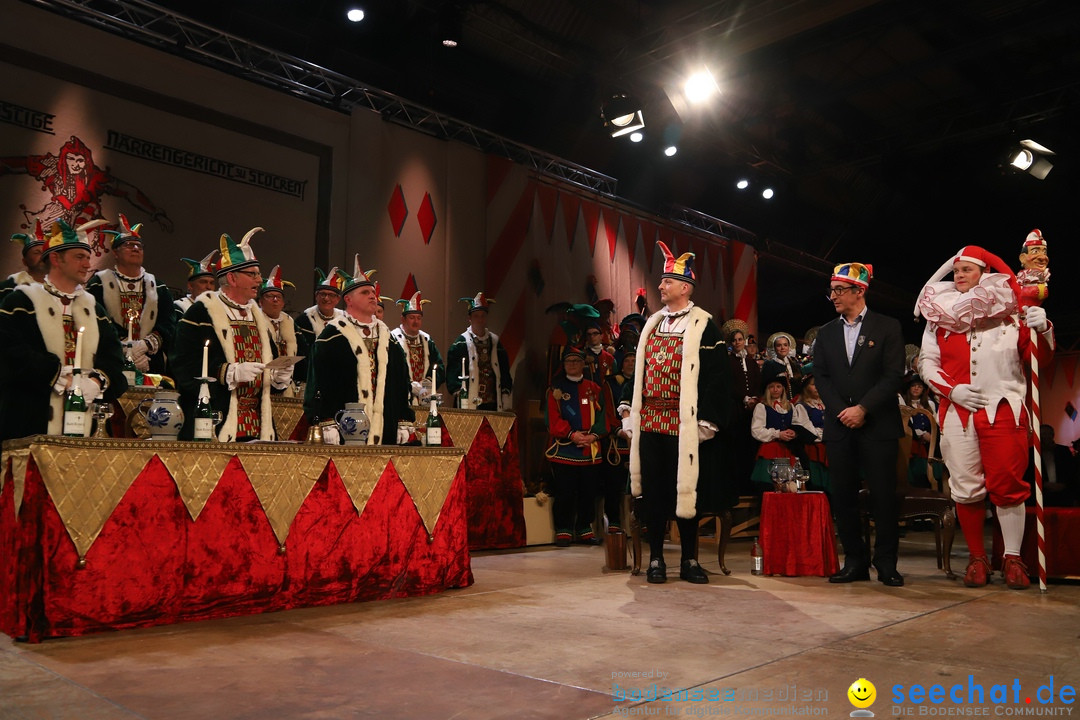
[630,132,644,143]
[346,8,365,22]
[664,146,678,157]
[683,69,719,104]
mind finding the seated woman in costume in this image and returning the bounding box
[750,370,798,490]
[900,374,942,489]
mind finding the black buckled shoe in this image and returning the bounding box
[646,558,667,584]
[828,565,870,583]
[680,559,709,584]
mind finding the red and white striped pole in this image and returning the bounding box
[1018,228,1050,593]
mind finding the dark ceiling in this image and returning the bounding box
[58,0,1080,346]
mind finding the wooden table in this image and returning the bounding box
[0,436,471,642]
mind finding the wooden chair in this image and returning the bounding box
[862,405,956,578]
[630,495,760,576]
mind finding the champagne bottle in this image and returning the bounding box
[122,347,138,387]
[193,392,215,441]
[751,537,764,576]
[63,369,88,437]
[426,396,442,446]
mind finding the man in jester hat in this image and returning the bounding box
[86,213,176,375]
[916,243,1053,589]
[295,266,346,366]
[172,228,294,441]
[172,249,218,323]
[620,241,733,584]
[304,255,411,444]
[0,218,128,440]
[258,265,299,397]
[390,283,446,404]
[446,292,513,410]
[1,219,49,303]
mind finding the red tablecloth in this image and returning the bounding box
[0,440,473,642]
[760,491,840,577]
[991,506,1080,578]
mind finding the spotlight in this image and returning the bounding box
[629,132,644,143]
[1009,139,1055,180]
[762,187,774,200]
[664,146,677,157]
[683,69,719,105]
[736,179,749,190]
[439,2,465,48]
[602,94,645,138]
[346,7,365,22]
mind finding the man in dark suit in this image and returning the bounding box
[814,262,905,586]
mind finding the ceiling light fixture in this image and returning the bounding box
[1009,138,1055,179]
[762,188,774,200]
[602,94,645,138]
[736,179,749,190]
[346,7,365,22]
[629,132,644,143]
[683,69,719,105]
[664,146,678,157]
[439,1,465,48]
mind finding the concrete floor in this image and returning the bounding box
[2,532,1078,719]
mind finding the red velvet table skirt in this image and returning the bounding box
[458,419,526,550]
[990,506,1080,578]
[760,491,840,577]
[0,452,473,642]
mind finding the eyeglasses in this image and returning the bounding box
[827,286,857,298]
[234,269,262,279]
[118,242,144,251]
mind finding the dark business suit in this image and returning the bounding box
[813,308,905,572]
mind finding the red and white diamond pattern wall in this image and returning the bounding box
[482,156,758,376]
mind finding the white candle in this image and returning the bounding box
[431,363,437,391]
[461,357,466,378]
[126,316,134,342]
[74,327,84,370]
[201,339,209,378]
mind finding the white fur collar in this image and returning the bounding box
[95,268,161,340]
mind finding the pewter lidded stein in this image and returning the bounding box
[335,402,371,445]
[136,389,185,440]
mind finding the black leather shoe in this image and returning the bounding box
[828,565,870,583]
[680,559,709,584]
[876,568,905,587]
[646,558,667,584]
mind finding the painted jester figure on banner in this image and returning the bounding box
[621,241,733,585]
[86,214,176,375]
[916,244,1054,590]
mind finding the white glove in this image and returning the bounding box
[233,361,266,384]
[75,374,102,404]
[321,425,341,446]
[500,391,512,411]
[698,423,716,442]
[410,381,425,399]
[133,354,150,372]
[397,426,412,444]
[54,364,75,394]
[620,416,633,441]
[128,339,150,360]
[950,384,989,411]
[1024,305,1049,333]
[271,365,294,388]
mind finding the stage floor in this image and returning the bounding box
[2,530,1078,718]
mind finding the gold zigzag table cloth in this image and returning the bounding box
[1,436,465,563]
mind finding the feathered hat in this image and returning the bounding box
[657,240,695,285]
[41,218,109,257]
[180,249,219,280]
[101,213,143,249]
[398,290,431,315]
[216,227,261,276]
[460,292,494,314]
[10,220,46,255]
[341,254,375,296]
[258,265,295,297]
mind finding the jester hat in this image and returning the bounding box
[460,292,494,314]
[398,290,431,315]
[41,218,109,257]
[180,249,219,280]
[215,227,261,277]
[101,213,143,249]
[258,265,295,298]
[830,262,872,289]
[341,254,375,296]
[657,240,695,285]
[10,220,46,255]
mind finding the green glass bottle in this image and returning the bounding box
[193,392,215,441]
[425,396,442,446]
[63,369,88,437]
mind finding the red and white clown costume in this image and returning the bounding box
[915,245,1053,588]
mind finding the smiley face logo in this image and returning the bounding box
[847,678,876,709]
